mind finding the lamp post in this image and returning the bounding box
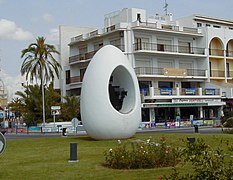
[41,73,46,130]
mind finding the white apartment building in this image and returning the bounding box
[63,8,233,126]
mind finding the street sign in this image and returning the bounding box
[71,118,79,128]
[51,106,61,115]
[0,132,6,155]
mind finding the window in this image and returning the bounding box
[65,70,70,84]
[227,63,230,77]
[139,81,151,96]
[158,61,173,68]
[157,44,165,51]
[110,39,122,50]
[179,62,193,69]
[206,24,211,27]
[209,62,212,77]
[181,82,197,88]
[137,13,141,22]
[135,38,142,50]
[213,25,220,28]
[135,37,149,50]
[157,39,172,52]
[158,81,173,88]
[80,68,86,82]
[178,41,191,53]
[197,23,202,27]
[94,42,103,51]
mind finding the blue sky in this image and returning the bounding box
[0,0,233,99]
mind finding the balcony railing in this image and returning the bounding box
[142,87,221,97]
[210,70,225,77]
[69,45,125,64]
[135,67,207,77]
[106,25,115,32]
[133,42,205,55]
[227,71,233,77]
[209,48,224,56]
[89,30,99,38]
[70,76,81,84]
[226,50,233,57]
[138,22,199,34]
[71,35,83,42]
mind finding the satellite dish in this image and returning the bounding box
[0,132,6,155]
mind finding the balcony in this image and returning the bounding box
[70,76,81,84]
[226,50,233,58]
[142,87,222,99]
[133,42,205,56]
[227,71,233,78]
[209,48,224,56]
[69,45,125,64]
[210,70,225,77]
[135,67,207,78]
[69,50,97,64]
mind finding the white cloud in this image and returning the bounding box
[0,69,25,101]
[0,19,34,41]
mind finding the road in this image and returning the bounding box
[137,126,224,134]
[3,126,224,140]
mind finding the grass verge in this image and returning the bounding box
[0,133,232,180]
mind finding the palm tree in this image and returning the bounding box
[21,36,61,127]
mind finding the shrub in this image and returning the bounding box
[224,117,233,127]
[223,128,233,134]
[163,138,233,180]
[103,137,179,169]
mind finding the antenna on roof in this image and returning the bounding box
[164,0,168,15]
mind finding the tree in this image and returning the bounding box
[20,36,61,126]
[21,36,61,84]
[8,97,25,119]
[61,96,80,121]
[15,84,61,126]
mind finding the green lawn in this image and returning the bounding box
[0,133,232,180]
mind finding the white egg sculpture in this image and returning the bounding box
[80,45,141,140]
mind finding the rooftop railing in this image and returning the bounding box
[137,22,199,34]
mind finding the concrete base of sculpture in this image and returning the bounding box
[80,45,141,140]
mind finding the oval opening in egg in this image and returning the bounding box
[108,65,136,114]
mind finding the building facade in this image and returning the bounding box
[63,8,233,126]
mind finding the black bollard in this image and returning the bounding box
[69,143,78,162]
[194,125,199,133]
[62,128,67,136]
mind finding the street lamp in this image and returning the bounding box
[42,82,45,129]
[41,69,46,130]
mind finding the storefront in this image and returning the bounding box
[141,98,225,127]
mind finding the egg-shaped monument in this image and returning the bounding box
[80,45,141,140]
